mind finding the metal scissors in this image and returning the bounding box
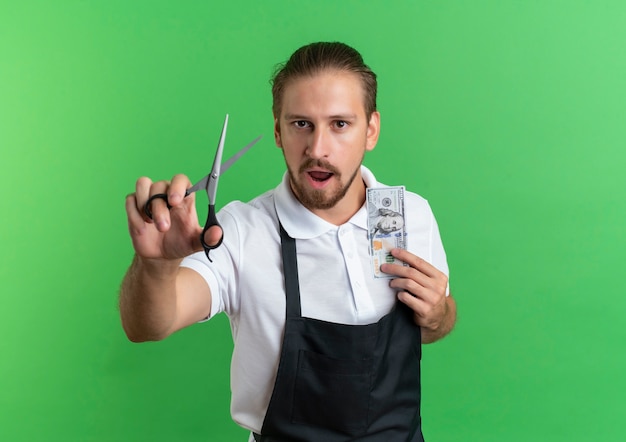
[144,114,262,261]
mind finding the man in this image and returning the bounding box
[121,42,456,441]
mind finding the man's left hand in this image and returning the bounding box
[380,248,455,342]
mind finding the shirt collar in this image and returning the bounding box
[274,165,379,239]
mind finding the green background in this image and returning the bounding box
[1,0,625,440]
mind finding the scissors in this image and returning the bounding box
[144,114,262,261]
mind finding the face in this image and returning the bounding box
[378,214,404,234]
[274,70,380,219]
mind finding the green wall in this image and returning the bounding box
[2,1,625,440]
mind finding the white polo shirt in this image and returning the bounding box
[180,166,449,434]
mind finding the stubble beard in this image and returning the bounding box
[287,158,363,211]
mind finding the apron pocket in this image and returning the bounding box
[291,349,373,435]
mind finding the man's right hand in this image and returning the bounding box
[125,174,222,261]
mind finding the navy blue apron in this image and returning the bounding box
[254,225,424,441]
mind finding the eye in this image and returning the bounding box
[334,120,348,129]
[293,120,311,129]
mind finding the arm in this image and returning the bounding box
[380,248,456,344]
[119,175,221,342]
[119,256,211,342]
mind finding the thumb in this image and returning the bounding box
[202,225,224,248]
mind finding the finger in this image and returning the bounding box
[397,290,429,318]
[135,176,153,211]
[390,248,441,278]
[168,174,192,206]
[381,262,431,288]
[381,257,441,294]
[136,176,159,224]
[398,287,449,331]
[148,181,172,232]
[386,265,448,303]
[125,194,148,235]
[385,249,449,293]
[203,225,224,248]
[388,274,433,301]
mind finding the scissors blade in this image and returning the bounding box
[220,135,263,175]
[185,175,209,195]
[186,117,261,203]
[185,114,229,198]
[207,114,228,202]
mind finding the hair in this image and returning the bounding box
[271,42,378,119]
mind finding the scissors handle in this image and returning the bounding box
[144,189,194,219]
[144,193,170,219]
[200,204,223,262]
[144,194,223,262]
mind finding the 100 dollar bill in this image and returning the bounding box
[366,186,407,278]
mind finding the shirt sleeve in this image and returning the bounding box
[180,252,223,320]
[179,206,242,320]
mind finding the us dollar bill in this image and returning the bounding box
[366,186,408,278]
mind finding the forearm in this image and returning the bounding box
[421,295,456,344]
[119,255,182,342]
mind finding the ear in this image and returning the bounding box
[365,111,380,152]
[274,117,282,148]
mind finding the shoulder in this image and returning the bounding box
[365,168,435,220]
[403,189,433,216]
[218,188,278,231]
[374,177,432,216]
[219,188,274,214]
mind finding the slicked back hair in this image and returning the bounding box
[271,42,378,119]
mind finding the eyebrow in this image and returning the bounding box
[283,113,357,120]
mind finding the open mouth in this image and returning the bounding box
[307,171,334,182]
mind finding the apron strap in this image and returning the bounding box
[279,224,301,319]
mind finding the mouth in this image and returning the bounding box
[307,170,334,182]
[303,167,336,189]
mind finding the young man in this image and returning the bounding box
[121,42,456,441]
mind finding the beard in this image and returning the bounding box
[287,158,362,210]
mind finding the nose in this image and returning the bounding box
[306,127,329,159]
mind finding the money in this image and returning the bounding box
[366,186,408,278]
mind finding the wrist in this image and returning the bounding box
[133,254,183,281]
[421,296,456,344]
